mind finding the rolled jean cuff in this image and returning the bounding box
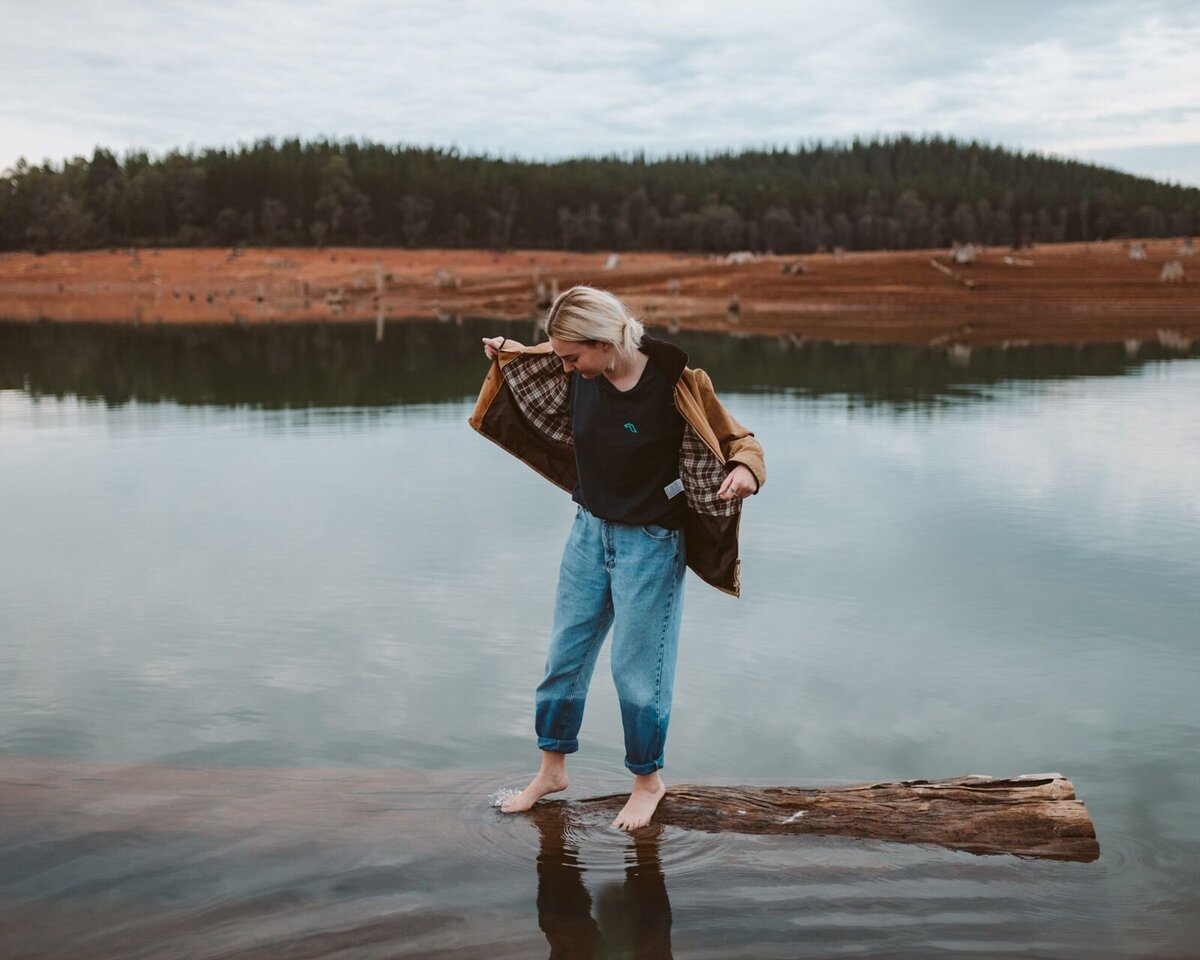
[625,756,664,775]
[538,736,579,754]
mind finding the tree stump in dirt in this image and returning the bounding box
[572,772,1098,862]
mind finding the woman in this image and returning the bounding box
[472,285,764,830]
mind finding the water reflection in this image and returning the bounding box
[533,806,673,960]
[3,319,1199,956]
[2,318,1195,408]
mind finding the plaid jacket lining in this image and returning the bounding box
[682,425,739,518]
[502,353,572,449]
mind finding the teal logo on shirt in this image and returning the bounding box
[623,422,638,433]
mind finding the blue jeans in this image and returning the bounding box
[535,504,687,775]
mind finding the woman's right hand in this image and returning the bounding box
[482,336,505,360]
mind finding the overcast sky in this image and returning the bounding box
[3,0,1198,185]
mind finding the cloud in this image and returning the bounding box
[2,0,1197,184]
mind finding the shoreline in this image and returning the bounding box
[1,240,1196,347]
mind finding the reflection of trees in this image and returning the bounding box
[532,806,673,960]
[0,320,1192,410]
[676,332,1196,407]
[0,319,509,407]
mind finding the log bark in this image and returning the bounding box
[571,772,1098,862]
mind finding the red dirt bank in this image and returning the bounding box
[0,241,1196,347]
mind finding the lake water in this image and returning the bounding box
[1,320,1198,958]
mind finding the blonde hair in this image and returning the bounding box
[544,285,644,370]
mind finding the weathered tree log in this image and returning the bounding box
[930,256,977,288]
[572,772,1098,862]
[0,759,1098,865]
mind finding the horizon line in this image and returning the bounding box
[6,133,1197,191]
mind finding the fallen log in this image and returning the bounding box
[571,772,1098,862]
[930,257,977,289]
[0,758,1098,864]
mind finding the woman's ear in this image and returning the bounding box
[597,341,615,370]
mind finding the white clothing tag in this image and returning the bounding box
[664,478,684,499]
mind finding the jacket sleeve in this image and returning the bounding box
[495,337,560,362]
[495,336,526,356]
[695,369,765,493]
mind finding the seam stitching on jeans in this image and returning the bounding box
[648,576,675,763]
[553,595,612,740]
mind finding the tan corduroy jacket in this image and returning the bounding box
[468,334,765,597]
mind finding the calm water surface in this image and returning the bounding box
[1,321,1198,958]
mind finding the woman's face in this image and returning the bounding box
[549,336,611,378]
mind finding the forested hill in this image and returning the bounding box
[2,136,1196,254]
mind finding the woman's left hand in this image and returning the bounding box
[718,464,758,501]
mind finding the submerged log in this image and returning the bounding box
[0,758,1098,866]
[572,772,1098,862]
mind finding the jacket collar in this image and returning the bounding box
[639,334,689,386]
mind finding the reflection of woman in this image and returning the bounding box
[534,808,673,958]
[472,286,764,830]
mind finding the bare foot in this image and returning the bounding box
[613,773,667,831]
[500,769,568,813]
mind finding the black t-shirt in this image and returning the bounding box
[569,358,686,528]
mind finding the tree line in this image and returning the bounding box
[2,135,1196,254]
